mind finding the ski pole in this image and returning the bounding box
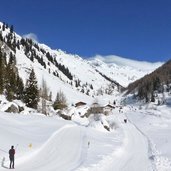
[15,144,19,150]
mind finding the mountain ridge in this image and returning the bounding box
[0,21,163,104]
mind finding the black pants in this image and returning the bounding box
[9,157,14,169]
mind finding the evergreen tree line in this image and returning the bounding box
[0,22,14,33]
[0,22,69,111]
[19,36,73,81]
[1,22,73,83]
[126,60,171,102]
[95,69,122,89]
[0,49,39,109]
[0,24,18,53]
[19,37,73,80]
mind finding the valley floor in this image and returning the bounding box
[0,105,171,171]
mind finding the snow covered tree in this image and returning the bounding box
[23,68,39,109]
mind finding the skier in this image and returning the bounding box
[88,141,90,148]
[9,146,15,169]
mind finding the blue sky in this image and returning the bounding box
[0,0,171,62]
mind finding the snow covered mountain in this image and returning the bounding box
[88,55,163,87]
[0,21,163,105]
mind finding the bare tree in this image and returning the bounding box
[53,90,67,110]
[40,78,49,115]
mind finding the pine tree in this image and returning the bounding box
[23,68,39,109]
[0,32,3,41]
[0,51,5,94]
[48,91,52,101]
[5,70,16,101]
[16,40,20,50]
[16,75,24,100]
[5,53,17,101]
[2,22,5,31]
[151,92,155,102]
[90,84,93,89]
[10,25,14,33]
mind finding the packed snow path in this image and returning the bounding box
[92,122,153,171]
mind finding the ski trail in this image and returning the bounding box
[71,127,89,171]
[76,118,153,171]
[126,116,156,170]
[1,124,87,171]
[126,114,171,171]
[109,122,153,171]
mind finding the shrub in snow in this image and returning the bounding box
[85,106,103,117]
[53,90,67,110]
[104,125,110,131]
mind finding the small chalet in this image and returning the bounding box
[75,101,87,107]
[103,104,115,112]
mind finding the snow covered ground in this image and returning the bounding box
[0,111,123,171]
[1,96,171,171]
[126,104,171,171]
[0,108,157,170]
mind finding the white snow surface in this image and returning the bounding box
[126,104,171,171]
[1,101,171,171]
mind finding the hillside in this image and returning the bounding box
[126,60,171,103]
[0,21,162,106]
[0,21,121,103]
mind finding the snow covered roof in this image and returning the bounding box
[75,102,87,107]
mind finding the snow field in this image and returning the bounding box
[0,112,125,171]
[1,102,171,171]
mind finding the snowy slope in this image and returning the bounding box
[0,21,163,103]
[15,48,93,104]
